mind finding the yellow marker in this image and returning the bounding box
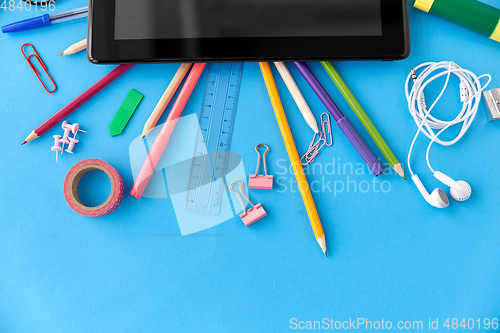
[414,0,500,43]
[491,23,500,42]
[259,62,327,257]
[414,0,434,12]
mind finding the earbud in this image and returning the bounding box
[411,174,449,208]
[434,171,472,202]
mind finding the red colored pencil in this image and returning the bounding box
[130,63,206,199]
[22,64,133,145]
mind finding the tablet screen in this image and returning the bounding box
[114,0,382,40]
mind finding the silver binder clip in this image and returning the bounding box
[483,88,500,122]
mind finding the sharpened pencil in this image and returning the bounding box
[22,64,133,145]
[274,62,320,133]
[60,38,87,56]
[321,61,405,179]
[140,63,192,140]
[131,63,206,199]
[260,62,327,257]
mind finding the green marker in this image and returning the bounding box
[109,89,144,137]
[320,61,405,179]
[414,0,500,43]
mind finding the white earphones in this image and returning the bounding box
[433,171,471,202]
[405,61,490,208]
[411,174,449,208]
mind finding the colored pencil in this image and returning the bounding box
[130,63,206,199]
[274,62,319,133]
[259,62,327,257]
[321,61,405,179]
[22,64,133,145]
[140,63,192,140]
[60,38,87,56]
[293,61,385,177]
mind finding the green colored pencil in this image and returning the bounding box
[320,61,405,179]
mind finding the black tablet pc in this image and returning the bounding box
[88,0,410,64]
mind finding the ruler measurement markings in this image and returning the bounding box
[195,66,221,208]
[185,63,243,214]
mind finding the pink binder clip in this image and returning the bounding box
[248,144,273,190]
[229,181,267,227]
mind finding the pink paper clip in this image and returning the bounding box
[300,113,333,166]
[229,181,267,227]
[248,144,273,190]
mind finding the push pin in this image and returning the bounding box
[229,181,267,227]
[59,127,72,154]
[65,137,79,154]
[249,144,273,190]
[60,121,86,153]
[51,135,62,162]
[62,120,87,137]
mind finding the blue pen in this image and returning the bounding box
[2,6,88,33]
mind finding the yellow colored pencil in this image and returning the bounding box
[259,62,327,257]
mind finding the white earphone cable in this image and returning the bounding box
[405,61,491,176]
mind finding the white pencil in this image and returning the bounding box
[60,38,87,56]
[274,62,319,133]
[141,63,193,140]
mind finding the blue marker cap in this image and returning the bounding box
[2,14,51,33]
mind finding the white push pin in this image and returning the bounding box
[59,127,72,155]
[51,135,62,162]
[65,137,79,154]
[62,120,87,138]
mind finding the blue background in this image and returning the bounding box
[1,1,500,332]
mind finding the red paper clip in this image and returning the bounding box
[21,43,57,93]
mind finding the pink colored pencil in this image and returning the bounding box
[22,64,133,145]
[130,63,206,199]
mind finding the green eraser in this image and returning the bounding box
[109,89,144,137]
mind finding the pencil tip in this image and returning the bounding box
[21,141,26,146]
[59,53,64,56]
[325,251,328,258]
[140,136,145,141]
[393,164,405,179]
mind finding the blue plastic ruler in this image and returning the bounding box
[184,62,243,214]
